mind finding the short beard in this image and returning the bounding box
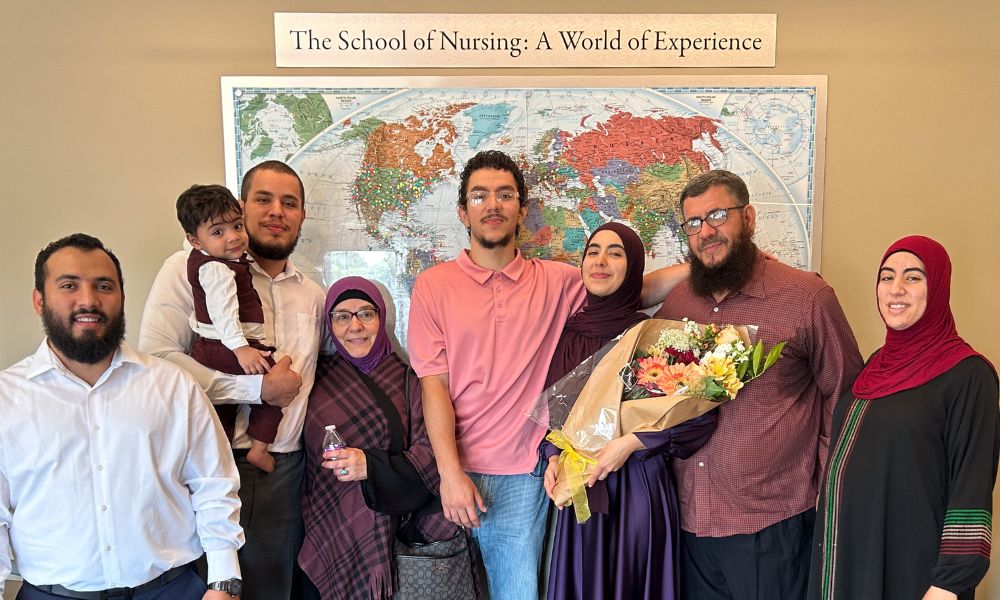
[689,228,758,298]
[474,231,515,250]
[42,303,126,364]
[469,223,520,251]
[249,232,300,262]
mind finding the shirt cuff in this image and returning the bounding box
[240,373,264,405]
[205,548,241,583]
[222,336,249,352]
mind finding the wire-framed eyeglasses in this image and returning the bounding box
[467,190,520,206]
[680,205,746,236]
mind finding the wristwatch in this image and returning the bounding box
[208,578,242,597]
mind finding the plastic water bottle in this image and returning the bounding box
[322,425,346,453]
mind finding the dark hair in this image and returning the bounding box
[679,170,750,210]
[34,233,124,293]
[240,160,306,207]
[175,184,242,235]
[458,150,527,209]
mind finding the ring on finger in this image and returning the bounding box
[339,468,349,475]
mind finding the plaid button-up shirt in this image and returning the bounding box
[656,254,863,536]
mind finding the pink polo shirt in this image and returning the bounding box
[408,249,586,475]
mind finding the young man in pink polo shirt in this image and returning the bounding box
[408,151,690,599]
[408,150,585,600]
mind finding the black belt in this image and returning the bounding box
[26,564,189,599]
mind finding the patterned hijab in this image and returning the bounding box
[545,222,648,386]
[324,276,393,373]
[852,235,993,399]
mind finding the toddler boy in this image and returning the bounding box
[176,184,282,472]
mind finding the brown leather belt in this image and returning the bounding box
[26,564,189,599]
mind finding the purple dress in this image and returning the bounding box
[546,412,715,600]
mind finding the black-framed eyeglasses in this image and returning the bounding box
[680,205,746,236]
[329,307,379,327]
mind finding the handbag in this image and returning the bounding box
[393,527,477,599]
[356,365,478,598]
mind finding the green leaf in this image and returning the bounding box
[704,378,726,399]
[624,386,648,400]
[737,360,750,380]
[751,340,764,376]
[762,342,787,372]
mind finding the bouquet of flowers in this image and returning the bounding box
[532,318,785,523]
[623,319,782,402]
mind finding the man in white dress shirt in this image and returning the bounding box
[138,161,326,600]
[0,233,244,600]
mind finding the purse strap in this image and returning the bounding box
[355,366,408,454]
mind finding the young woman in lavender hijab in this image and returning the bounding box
[298,276,459,600]
[541,222,718,600]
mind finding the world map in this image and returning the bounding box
[223,78,825,345]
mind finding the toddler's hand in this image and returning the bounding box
[234,346,272,375]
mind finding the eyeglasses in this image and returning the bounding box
[467,190,520,206]
[680,205,746,236]
[329,308,379,327]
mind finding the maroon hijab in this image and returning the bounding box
[852,235,993,399]
[545,222,648,387]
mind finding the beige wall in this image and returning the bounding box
[2,0,998,595]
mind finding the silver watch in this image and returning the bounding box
[208,578,242,597]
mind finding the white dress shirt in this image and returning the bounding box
[138,248,327,452]
[0,341,244,593]
[190,253,266,350]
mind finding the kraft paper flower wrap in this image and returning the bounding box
[530,318,785,523]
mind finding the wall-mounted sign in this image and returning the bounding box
[274,13,777,68]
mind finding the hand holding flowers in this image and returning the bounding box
[537,318,787,523]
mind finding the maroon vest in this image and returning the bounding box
[187,250,265,327]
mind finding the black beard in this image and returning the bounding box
[249,232,300,261]
[42,303,126,364]
[469,220,520,250]
[689,228,758,298]
[474,231,515,250]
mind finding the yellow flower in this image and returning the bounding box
[702,355,736,380]
[723,374,744,397]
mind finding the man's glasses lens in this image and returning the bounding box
[468,191,519,206]
[681,206,743,235]
[330,309,379,326]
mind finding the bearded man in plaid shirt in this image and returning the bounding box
[651,170,863,600]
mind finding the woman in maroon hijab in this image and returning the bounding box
[809,236,999,600]
[541,222,717,600]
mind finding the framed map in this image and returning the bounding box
[222,76,826,344]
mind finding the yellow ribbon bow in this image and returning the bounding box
[545,430,598,524]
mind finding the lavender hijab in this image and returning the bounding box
[324,276,393,373]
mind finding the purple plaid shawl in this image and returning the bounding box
[299,352,456,600]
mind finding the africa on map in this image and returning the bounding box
[222,77,826,346]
